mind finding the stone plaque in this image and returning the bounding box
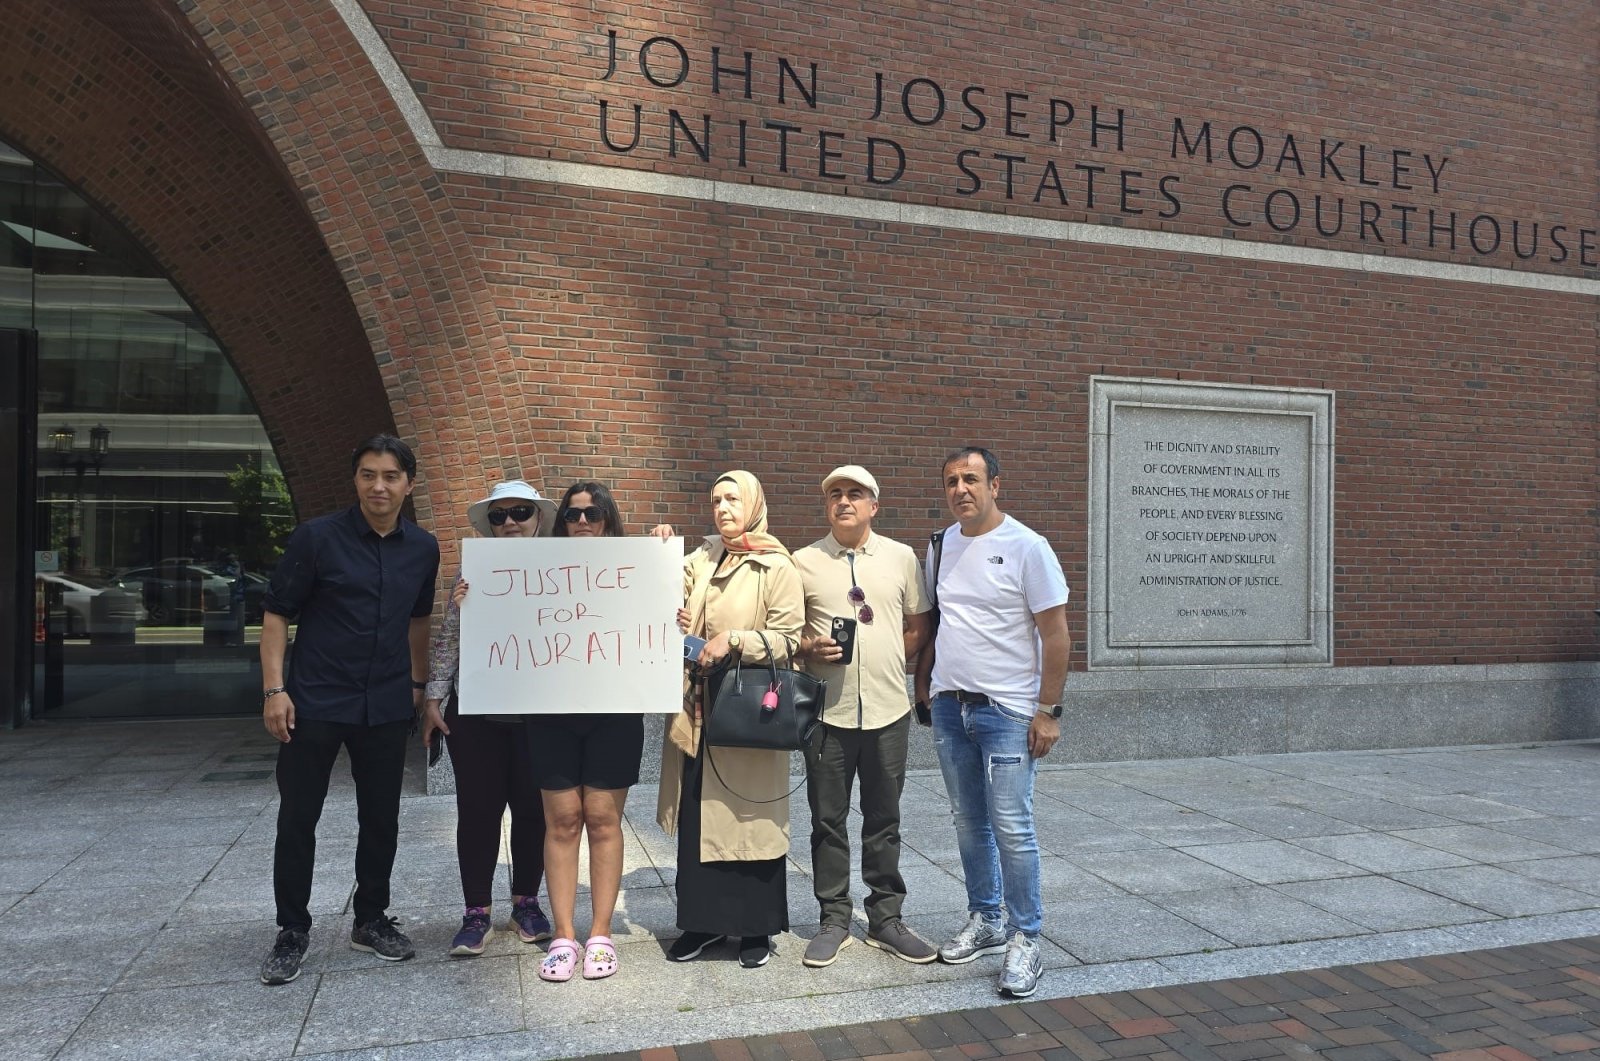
[1088,377,1333,668]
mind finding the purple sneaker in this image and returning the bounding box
[512,897,552,943]
[449,906,494,957]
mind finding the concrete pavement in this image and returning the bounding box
[2,720,1599,1059]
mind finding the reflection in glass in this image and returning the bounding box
[2,136,294,718]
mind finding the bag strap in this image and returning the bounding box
[703,729,818,805]
[753,630,778,684]
[686,629,784,685]
[928,529,947,608]
[702,629,813,806]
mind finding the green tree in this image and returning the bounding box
[227,460,294,571]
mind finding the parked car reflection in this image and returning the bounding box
[111,562,231,625]
[199,562,273,637]
[37,573,146,637]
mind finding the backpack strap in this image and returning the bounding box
[927,529,948,610]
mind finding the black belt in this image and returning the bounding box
[952,690,993,705]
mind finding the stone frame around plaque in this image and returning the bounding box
[1087,376,1334,669]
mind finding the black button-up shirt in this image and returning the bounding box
[263,505,440,726]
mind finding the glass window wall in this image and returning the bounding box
[1,137,293,719]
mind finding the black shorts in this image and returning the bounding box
[526,712,645,791]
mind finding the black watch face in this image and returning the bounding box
[1050,705,1063,719]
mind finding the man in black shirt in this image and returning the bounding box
[258,435,440,986]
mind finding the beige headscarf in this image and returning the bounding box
[671,470,793,760]
[684,471,789,642]
[712,470,789,557]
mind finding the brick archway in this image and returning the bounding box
[0,0,539,536]
[170,0,541,540]
[1,0,386,515]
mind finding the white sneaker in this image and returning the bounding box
[997,932,1043,997]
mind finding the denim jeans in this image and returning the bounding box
[930,691,1042,938]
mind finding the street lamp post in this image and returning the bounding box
[51,423,110,573]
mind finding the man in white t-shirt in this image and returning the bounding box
[913,446,1070,998]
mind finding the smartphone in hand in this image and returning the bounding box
[829,616,857,665]
[683,635,708,662]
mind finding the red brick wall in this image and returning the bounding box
[6,0,1596,666]
[442,175,1598,664]
[176,0,547,546]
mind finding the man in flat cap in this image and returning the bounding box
[793,465,934,968]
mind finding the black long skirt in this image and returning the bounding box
[674,748,789,937]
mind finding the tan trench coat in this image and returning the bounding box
[656,541,805,862]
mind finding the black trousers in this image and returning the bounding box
[803,714,911,932]
[447,713,544,907]
[273,717,409,932]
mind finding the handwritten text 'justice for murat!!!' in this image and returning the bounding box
[480,564,675,669]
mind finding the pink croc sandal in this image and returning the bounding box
[583,935,618,980]
[539,938,579,982]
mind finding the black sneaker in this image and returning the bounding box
[667,930,726,962]
[738,935,771,968]
[260,928,309,985]
[350,915,415,962]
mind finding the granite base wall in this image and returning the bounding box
[1058,662,1600,763]
[426,662,1600,793]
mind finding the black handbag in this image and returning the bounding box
[703,631,825,751]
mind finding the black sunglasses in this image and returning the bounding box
[562,506,606,524]
[486,505,538,526]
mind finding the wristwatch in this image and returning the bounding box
[262,686,286,702]
[1038,703,1063,719]
[728,631,743,653]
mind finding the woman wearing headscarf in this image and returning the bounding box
[658,470,805,969]
[420,480,558,957]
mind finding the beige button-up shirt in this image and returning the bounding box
[794,530,931,730]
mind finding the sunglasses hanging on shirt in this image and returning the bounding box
[846,552,874,624]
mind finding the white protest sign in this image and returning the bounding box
[458,536,685,714]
